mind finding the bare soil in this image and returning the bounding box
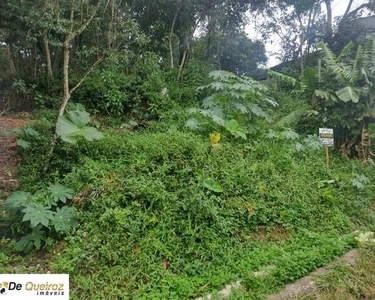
[0,113,29,200]
[268,249,360,300]
[0,113,29,238]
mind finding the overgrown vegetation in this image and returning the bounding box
[2,0,375,299]
[2,116,375,298]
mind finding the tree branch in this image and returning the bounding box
[68,0,104,42]
[343,0,355,18]
[69,57,104,95]
[340,2,372,24]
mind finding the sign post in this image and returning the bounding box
[319,128,334,169]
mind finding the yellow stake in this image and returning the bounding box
[325,147,330,169]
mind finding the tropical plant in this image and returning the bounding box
[267,69,319,128]
[269,38,375,164]
[5,184,78,253]
[56,110,103,144]
[316,38,375,163]
[186,70,278,139]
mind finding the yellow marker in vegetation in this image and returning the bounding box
[209,133,221,148]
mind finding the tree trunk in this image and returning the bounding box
[107,0,115,49]
[300,33,304,72]
[43,0,105,173]
[177,46,189,81]
[6,44,16,77]
[358,121,374,165]
[43,40,70,173]
[217,38,222,70]
[206,26,212,60]
[33,44,38,79]
[169,1,182,69]
[324,0,332,41]
[42,0,53,78]
[59,41,71,118]
[42,30,54,78]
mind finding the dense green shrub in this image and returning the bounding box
[72,70,140,116]
[71,52,185,118]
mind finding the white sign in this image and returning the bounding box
[319,128,334,147]
[0,274,69,299]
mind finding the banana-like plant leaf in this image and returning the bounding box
[268,70,296,86]
[336,86,360,103]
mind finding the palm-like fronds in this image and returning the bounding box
[268,70,297,87]
[314,90,337,101]
[273,107,312,128]
[318,42,355,83]
[317,42,337,61]
[338,41,355,60]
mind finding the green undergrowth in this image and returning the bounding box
[4,127,375,299]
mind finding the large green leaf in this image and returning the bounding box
[314,90,336,101]
[184,118,200,130]
[15,226,45,253]
[318,42,355,82]
[355,232,375,248]
[208,70,236,81]
[48,183,75,204]
[224,119,247,139]
[336,86,360,103]
[50,206,78,232]
[304,135,323,150]
[23,127,40,136]
[56,110,103,144]
[5,191,34,210]
[248,103,270,121]
[22,203,55,228]
[17,139,31,149]
[202,178,224,193]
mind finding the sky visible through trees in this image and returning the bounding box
[246,0,369,66]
